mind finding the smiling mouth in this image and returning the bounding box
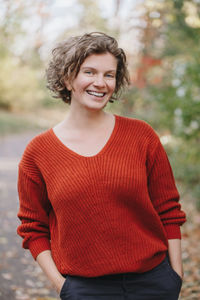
[86,90,106,98]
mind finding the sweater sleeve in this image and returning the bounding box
[17,165,51,260]
[146,137,186,240]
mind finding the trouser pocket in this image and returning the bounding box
[60,276,70,299]
[124,256,183,300]
[165,257,183,286]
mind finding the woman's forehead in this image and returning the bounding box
[81,52,117,70]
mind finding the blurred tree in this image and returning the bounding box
[0,0,25,58]
[126,0,200,207]
[78,0,108,32]
[0,0,51,110]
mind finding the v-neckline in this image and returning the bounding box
[49,114,119,159]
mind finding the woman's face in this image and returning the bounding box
[66,52,117,110]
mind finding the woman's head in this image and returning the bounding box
[46,32,130,104]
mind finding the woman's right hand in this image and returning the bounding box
[36,250,67,295]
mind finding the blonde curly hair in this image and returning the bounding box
[46,32,130,104]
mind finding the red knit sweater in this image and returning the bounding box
[17,115,186,276]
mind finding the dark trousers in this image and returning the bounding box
[60,256,182,300]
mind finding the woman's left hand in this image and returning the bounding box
[171,264,184,280]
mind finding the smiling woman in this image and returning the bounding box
[17,32,186,300]
[46,32,129,104]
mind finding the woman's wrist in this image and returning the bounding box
[36,250,66,293]
[168,239,183,279]
[54,275,66,293]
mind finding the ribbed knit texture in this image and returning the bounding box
[17,115,186,277]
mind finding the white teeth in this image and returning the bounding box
[87,91,105,97]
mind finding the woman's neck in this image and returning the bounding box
[64,105,111,131]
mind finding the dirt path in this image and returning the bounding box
[0,131,199,299]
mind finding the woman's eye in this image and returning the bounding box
[85,70,93,75]
[106,73,115,78]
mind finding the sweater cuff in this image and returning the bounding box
[164,224,181,239]
[28,237,51,260]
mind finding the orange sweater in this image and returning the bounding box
[17,115,186,276]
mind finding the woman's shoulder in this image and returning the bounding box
[116,114,159,140]
[19,129,53,168]
[23,129,52,154]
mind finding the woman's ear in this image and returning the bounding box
[64,78,72,91]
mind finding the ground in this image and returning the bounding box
[0,131,199,300]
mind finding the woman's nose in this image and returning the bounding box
[93,75,106,87]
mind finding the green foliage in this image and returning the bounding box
[129,0,200,208]
[78,0,108,32]
[0,0,51,111]
[0,56,46,111]
[0,110,45,135]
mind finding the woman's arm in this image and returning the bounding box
[36,250,65,293]
[168,239,183,279]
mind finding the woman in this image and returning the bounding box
[17,32,186,300]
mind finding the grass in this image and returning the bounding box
[0,108,67,136]
[0,111,45,136]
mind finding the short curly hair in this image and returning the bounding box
[46,32,130,104]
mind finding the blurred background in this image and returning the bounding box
[0,0,199,299]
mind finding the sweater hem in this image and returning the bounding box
[60,252,167,277]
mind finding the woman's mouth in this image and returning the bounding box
[86,90,106,98]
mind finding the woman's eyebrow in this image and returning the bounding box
[81,67,116,73]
